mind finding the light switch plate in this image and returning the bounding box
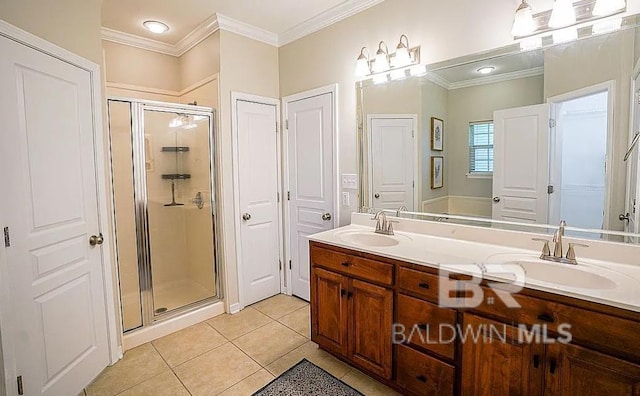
[342,192,350,206]
[341,174,358,190]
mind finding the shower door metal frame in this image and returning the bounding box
[108,97,221,331]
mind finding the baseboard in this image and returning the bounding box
[448,195,492,218]
[122,301,225,351]
[228,302,242,314]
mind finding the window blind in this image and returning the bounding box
[469,121,494,173]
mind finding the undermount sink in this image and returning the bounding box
[506,260,617,290]
[336,231,410,247]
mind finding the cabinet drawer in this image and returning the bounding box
[311,245,393,286]
[398,267,441,302]
[471,287,640,362]
[396,294,456,359]
[396,344,455,396]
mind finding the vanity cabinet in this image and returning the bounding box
[310,244,393,379]
[310,241,640,396]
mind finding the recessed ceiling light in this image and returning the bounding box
[143,20,169,34]
[477,67,495,75]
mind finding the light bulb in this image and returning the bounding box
[373,51,389,73]
[393,47,411,68]
[549,0,576,29]
[593,0,626,16]
[355,57,370,77]
[512,1,536,37]
[143,20,169,34]
[477,67,495,75]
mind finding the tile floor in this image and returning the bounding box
[83,294,400,396]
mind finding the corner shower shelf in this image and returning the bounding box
[161,146,190,152]
[161,174,191,180]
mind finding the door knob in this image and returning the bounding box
[374,193,380,199]
[89,233,104,246]
[322,213,332,221]
[242,213,252,221]
[493,197,501,203]
[619,213,630,222]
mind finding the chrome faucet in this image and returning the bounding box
[396,205,408,217]
[532,220,588,265]
[372,210,396,235]
[552,220,567,258]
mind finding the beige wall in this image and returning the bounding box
[447,75,545,198]
[544,29,636,231]
[421,80,449,201]
[103,41,182,92]
[0,0,102,65]
[218,30,280,307]
[279,0,519,225]
[179,33,221,89]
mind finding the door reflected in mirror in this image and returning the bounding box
[357,17,640,241]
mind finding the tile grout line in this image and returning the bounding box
[149,342,194,396]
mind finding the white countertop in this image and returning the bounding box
[309,221,640,313]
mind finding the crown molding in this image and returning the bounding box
[174,14,219,56]
[447,67,545,90]
[102,0,383,54]
[216,14,279,46]
[278,0,385,46]
[101,27,179,56]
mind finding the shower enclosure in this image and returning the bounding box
[107,98,220,332]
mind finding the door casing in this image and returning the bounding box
[282,84,339,297]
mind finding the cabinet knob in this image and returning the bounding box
[537,313,555,323]
[416,375,428,383]
[418,282,430,289]
[549,359,557,374]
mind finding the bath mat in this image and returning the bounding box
[252,359,364,396]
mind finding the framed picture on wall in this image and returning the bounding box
[431,117,444,151]
[431,156,444,189]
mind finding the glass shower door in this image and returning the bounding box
[142,108,217,316]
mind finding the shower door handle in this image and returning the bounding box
[242,213,252,221]
[89,233,104,246]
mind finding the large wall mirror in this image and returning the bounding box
[357,15,640,242]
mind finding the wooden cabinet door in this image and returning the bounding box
[311,267,348,357]
[461,314,544,396]
[348,278,393,379]
[545,343,640,396]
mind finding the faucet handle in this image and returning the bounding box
[566,243,589,261]
[532,238,551,257]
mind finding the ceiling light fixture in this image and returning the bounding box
[393,35,412,68]
[549,0,576,28]
[143,20,169,34]
[355,47,371,77]
[593,0,626,16]
[477,67,496,75]
[373,41,390,73]
[512,1,536,37]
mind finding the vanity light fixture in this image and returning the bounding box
[592,17,623,34]
[410,65,428,77]
[553,26,579,43]
[520,36,543,51]
[393,35,412,68]
[355,47,372,77]
[512,1,536,37]
[143,20,169,34]
[373,73,389,85]
[477,67,496,75]
[373,41,390,73]
[593,0,626,16]
[549,0,576,28]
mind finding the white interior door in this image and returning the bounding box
[0,35,109,395]
[369,116,416,210]
[237,100,281,306]
[626,74,640,236]
[493,104,550,223]
[286,92,334,301]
